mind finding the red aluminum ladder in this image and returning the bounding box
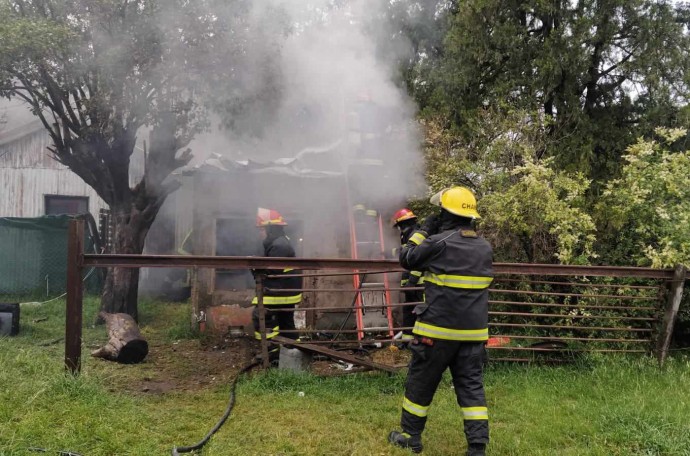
[348,203,395,340]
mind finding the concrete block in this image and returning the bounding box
[207,304,253,335]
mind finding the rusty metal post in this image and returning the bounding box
[65,219,85,374]
[656,264,687,366]
[255,273,269,368]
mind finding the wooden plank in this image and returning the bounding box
[656,264,687,366]
[255,274,270,369]
[272,336,400,374]
[65,219,84,374]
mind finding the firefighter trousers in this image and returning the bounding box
[252,304,297,340]
[400,339,489,444]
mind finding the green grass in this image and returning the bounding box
[2,298,690,455]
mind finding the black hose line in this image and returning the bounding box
[171,361,260,456]
[28,448,82,456]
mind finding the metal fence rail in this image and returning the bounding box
[64,220,687,373]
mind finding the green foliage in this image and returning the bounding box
[599,129,690,267]
[394,1,690,266]
[400,0,690,187]
[420,108,596,264]
[0,14,73,64]
[481,157,596,264]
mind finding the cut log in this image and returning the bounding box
[91,312,148,364]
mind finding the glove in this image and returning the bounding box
[407,271,422,287]
[420,214,441,236]
[399,225,415,244]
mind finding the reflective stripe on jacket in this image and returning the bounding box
[401,270,425,286]
[400,228,493,341]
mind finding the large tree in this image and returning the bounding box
[401,0,690,186]
[0,0,224,319]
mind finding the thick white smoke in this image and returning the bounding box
[189,0,425,201]
[147,0,426,306]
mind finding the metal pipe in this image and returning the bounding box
[492,278,661,290]
[265,286,422,292]
[266,302,417,312]
[81,254,681,280]
[490,322,652,332]
[488,311,657,321]
[275,269,404,278]
[491,334,652,343]
[488,346,647,353]
[489,288,657,301]
[489,300,657,312]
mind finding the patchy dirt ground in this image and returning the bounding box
[95,335,409,395]
[93,336,257,395]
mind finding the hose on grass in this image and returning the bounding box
[28,448,82,456]
[171,360,260,456]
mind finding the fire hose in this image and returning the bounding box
[171,360,260,456]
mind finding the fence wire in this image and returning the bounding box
[0,215,102,302]
[258,268,671,363]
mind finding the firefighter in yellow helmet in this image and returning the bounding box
[252,208,302,360]
[391,208,424,342]
[389,187,493,456]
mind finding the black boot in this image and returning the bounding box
[466,443,486,456]
[388,431,423,453]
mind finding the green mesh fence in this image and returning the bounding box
[0,215,102,301]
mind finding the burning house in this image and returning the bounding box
[145,133,409,335]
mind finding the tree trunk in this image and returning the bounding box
[98,113,191,322]
[100,205,152,322]
[91,312,149,364]
[102,265,141,321]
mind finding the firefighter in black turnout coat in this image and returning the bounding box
[388,187,493,456]
[252,208,302,346]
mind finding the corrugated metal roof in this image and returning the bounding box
[181,140,346,178]
[0,98,45,146]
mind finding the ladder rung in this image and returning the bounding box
[360,282,385,287]
[357,241,380,245]
[361,326,390,331]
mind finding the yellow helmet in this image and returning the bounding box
[430,187,481,219]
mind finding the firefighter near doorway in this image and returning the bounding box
[252,208,303,362]
[388,187,493,456]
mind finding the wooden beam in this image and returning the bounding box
[656,264,687,366]
[272,336,400,374]
[255,274,270,369]
[65,219,84,374]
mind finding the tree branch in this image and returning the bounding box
[598,51,634,79]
